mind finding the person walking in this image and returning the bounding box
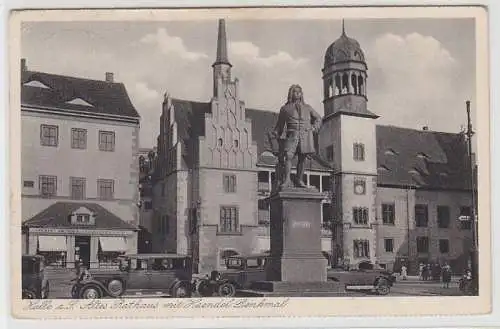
[441,263,452,288]
[401,264,408,280]
[419,263,424,280]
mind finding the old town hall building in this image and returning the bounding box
[150,19,474,274]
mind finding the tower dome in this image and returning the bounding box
[324,23,365,67]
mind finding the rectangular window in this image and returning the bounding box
[219,206,239,233]
[321,175,331,192]
[326,145,334,162]
[257,171,269,191]
[40,125,58,147]
[415,204,429,227]
[70,177,86,200]
[144,201,153,210]
[71,128,87,149]
[160,215,169,234]
[99,131,115,152]
[39,175,57,197]
[353,143,365,161]
[437,205,450,228]
[97,179,114,200]
[322,203,331,224]
[223,174,236,193]
[23,180,34,188]
[353,239,370,258]
[416,236,429,253]
[439,239,449,253]
[310,175,321,190]
[353,207,369,225]
[459,206,473,230]
[382,203,395,225]
[384,238,394,252]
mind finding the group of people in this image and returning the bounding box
[418,262,453,288]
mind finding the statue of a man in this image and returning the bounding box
[272,84,322,189]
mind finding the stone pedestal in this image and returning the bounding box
[266,187,327,282]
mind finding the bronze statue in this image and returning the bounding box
[270,84,322,189]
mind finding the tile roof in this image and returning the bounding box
[170,99,332,171]
[21,70,140,119]
[376,125,472,190]
[167,99,472,190]
[22,202,138,230]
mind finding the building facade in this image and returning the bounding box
[21,60,141,268]
[150,20,475,275]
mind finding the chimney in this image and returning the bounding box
[21,58,27,72]
[105,72,114,83]
[422,126,429,131]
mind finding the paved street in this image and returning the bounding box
[43,270,464,299]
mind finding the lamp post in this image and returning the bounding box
[465,100,478,292]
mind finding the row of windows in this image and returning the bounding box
[40,125,115,151]
[257,171,332,192]
[25,176,114,200]
[381,203,472,229]
[383,238,450,254]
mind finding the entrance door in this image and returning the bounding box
[75,236,91,268]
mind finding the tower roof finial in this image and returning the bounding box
[342,19,346,35]
[214,18,231,66]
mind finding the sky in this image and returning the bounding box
[21,18,476,148]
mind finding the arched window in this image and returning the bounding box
[234,140,239,148]
[335,75,342,95]
[218,138,223,147]
[328,79,334,98]
[342,73,349,94]
[351,74,358,95]
[358,76,364,95]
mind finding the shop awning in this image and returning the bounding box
[38,236,67,252]
[99,237,127,252]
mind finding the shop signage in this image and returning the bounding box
[29,228,132,236]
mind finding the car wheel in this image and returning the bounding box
[23,290,36,299]
[172,283,190,298]
[197,281,214,297]
[80,286,102,299]
[218,282,236,297]
[107,279,124,297]
[376,279,390,295]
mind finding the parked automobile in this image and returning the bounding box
[22,255,49,299]
[71,254,193,299]
[198,253,268,297]
[327,262,395,295]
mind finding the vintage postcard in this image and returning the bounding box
[9,5,491,320]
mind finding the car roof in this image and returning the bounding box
[123,253,190,259]
[228,253,269,259]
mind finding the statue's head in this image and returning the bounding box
[287,84,304,104]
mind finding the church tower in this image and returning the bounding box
[319,21,379,268]
[212,19,232,96]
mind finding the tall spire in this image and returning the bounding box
[342,19,346,35]
[213,19,231,67]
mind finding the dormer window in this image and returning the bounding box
[76,214,90,223]
[70,206,95,225]
[384,148,398,156]
[66,98,94,107]
[23,80,50,89]
[417,152,430,160]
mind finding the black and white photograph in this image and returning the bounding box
[9,6,491,319]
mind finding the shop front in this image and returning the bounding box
[22,202,138,269]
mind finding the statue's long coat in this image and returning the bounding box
[274,102,322,155]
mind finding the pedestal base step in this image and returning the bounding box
[238,289,350,297]
[250,280,345,294]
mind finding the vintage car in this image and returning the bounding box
[22,255,49,299]
[71,254,193,299]
[327,263,396,295]
[198,253,268,297]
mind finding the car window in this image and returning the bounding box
[171,258,187,269]
[247,258,264,268]
[130,258,147,270]
[226,257,242,269]
[151,258,174,271]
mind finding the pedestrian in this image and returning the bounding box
[442,263,452,288]
[401,264,408,280]
[419,263,424,280]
